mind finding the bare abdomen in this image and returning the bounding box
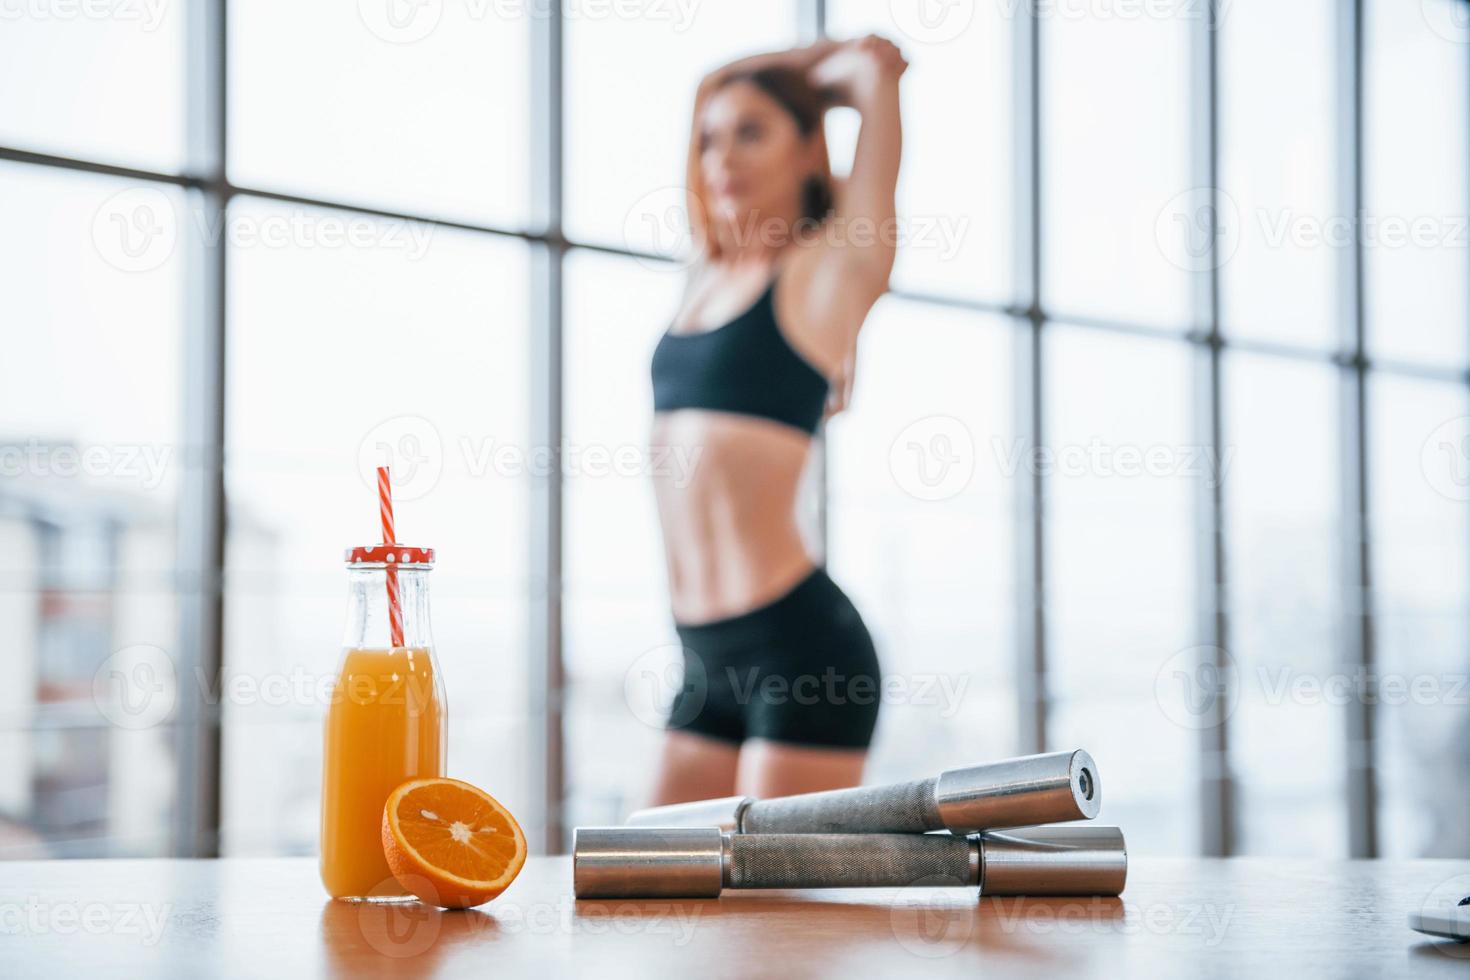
[650,411,819,624]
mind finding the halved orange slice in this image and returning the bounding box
[381,777,527,909]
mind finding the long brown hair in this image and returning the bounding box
[686,66,836,261]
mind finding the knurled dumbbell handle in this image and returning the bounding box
[625,750,1100,835]
[723,832,976,889]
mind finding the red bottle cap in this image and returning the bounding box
[345,545,435,565]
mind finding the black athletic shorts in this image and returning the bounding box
[666,568,881,749]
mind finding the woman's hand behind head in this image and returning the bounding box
[809,34,908,106]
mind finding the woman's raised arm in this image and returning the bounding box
[808,35,907,286]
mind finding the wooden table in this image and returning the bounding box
[2,856,1466,977]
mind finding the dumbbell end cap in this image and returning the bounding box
[978,825,1127,897]
[573,826,725,899]
[625,795,752,833]
[935,749,1102,832]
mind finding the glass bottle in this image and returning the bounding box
[320,545,446,900]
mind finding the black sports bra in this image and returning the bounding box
[650,279,830,435]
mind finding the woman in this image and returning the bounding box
[646,35,907,804]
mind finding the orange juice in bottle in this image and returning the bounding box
[320,544,446,900]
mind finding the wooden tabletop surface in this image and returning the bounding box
[2,856,1467,977]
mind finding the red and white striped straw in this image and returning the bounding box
[377,465,405,648]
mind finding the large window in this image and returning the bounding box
[0,164,186,857]
[229,3,531,227]
[0,10,187,172]
[1364,0,1470,369]
[561,249,683,829]
[1218,0,1336,350]
[826,0,1012,301]
[222,198,532,854]
[1043,327,1197,852]
[1369,376,1470,857]
[1222,353,1345,856]
[1,0,1466,860]
[1043,5,1191,330]
[826,300,1018,777]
